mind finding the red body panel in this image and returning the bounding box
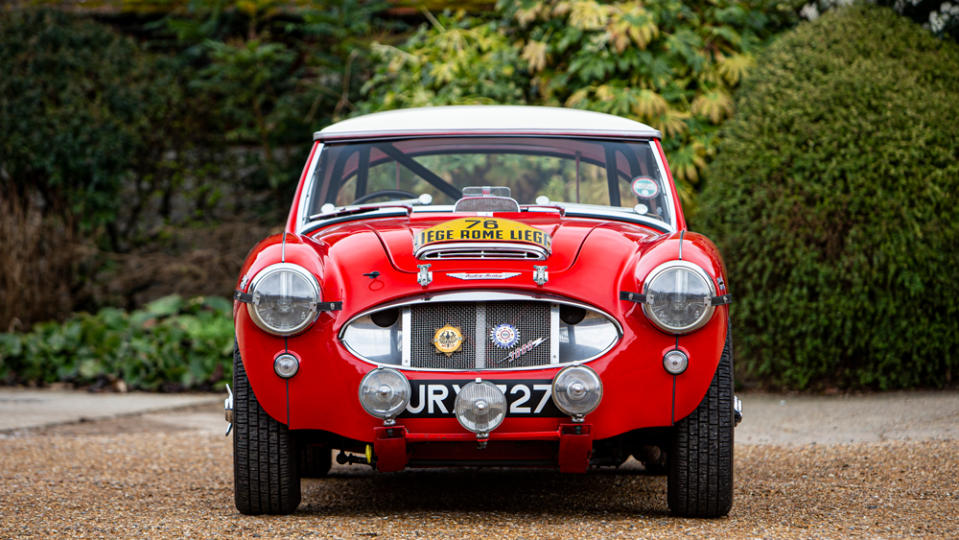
[235,221,728,441]
[236,138,730,470]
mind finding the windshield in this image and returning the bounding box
[308,137,673,225]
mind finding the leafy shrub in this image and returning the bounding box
[0,296,234,391]
[361,0,801,199]
[697,5,959,389]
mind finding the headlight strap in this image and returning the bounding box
[710,294,733,306]
[619,291,733,306]
[233,290,342,311]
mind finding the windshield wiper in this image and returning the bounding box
[307,194,433,221]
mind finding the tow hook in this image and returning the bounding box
[733,395,743,426]
[336,448,373,467]
[224,384,234,436]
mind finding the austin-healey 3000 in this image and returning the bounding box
[228,105,741,518]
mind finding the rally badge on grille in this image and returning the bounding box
[433,324,464,357]
[490,324,519,349]
[502,337,546,364]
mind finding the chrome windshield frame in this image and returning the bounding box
[296,138,677,235]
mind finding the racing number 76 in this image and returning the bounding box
[465,219,499,230]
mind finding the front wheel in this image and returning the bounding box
[233,342,301,515]
[667,324,735,518]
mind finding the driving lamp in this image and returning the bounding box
[358,368,411,423]
[552,365,603,420]
[454,380,507,438]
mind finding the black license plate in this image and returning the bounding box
[400,379,563,418]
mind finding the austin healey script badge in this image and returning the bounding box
[433,324,464,357]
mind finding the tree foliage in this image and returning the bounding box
[0,4,395,329]
[164,0,392,195]
[360,0,800,202]
[697,5,959,390]
[0,10,195,246]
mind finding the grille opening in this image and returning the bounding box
[340,295,621,370]
[560,305,586,325]
[409,301,553,370]
[371,308,399,327]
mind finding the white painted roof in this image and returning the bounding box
[315,105,661,141]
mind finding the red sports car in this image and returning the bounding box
[227,105,741,517]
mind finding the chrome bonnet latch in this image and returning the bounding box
[417,264,433,287]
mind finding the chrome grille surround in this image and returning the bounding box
[339,291,622,372]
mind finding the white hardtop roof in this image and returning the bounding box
[315,105,662,142]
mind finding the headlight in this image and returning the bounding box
[248,263,321,336]
[642,261,716,334]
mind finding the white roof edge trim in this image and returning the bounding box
[313,105,662,141]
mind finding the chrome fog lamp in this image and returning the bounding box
[663,349,688,375]
[273,353,300,379]
[454,380,507,438]
[248,263,321,336]
[358,368,411,424]
[552,365,602,421]
[642,261,716,334]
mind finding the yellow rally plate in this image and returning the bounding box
[413,218,551,252]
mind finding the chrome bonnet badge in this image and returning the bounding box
[447,272,521,280]
[533,265,548,286]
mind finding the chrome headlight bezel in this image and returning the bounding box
[247,262,321,336]
[642,260,717,334]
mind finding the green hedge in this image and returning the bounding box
[697,5,959,389]
[0,296,234,391]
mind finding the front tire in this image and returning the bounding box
[233,343,301,515]
[667,325,734,518]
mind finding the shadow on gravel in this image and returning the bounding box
[299,464,671,517]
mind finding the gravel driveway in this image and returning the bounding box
[1,392,956,538]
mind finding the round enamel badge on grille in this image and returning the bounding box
[433,324,464,357]
[490,324,520,349]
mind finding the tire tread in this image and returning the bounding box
[667,323,734,518]
[233,343,301,515]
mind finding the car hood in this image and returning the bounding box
[311,212,664,275]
